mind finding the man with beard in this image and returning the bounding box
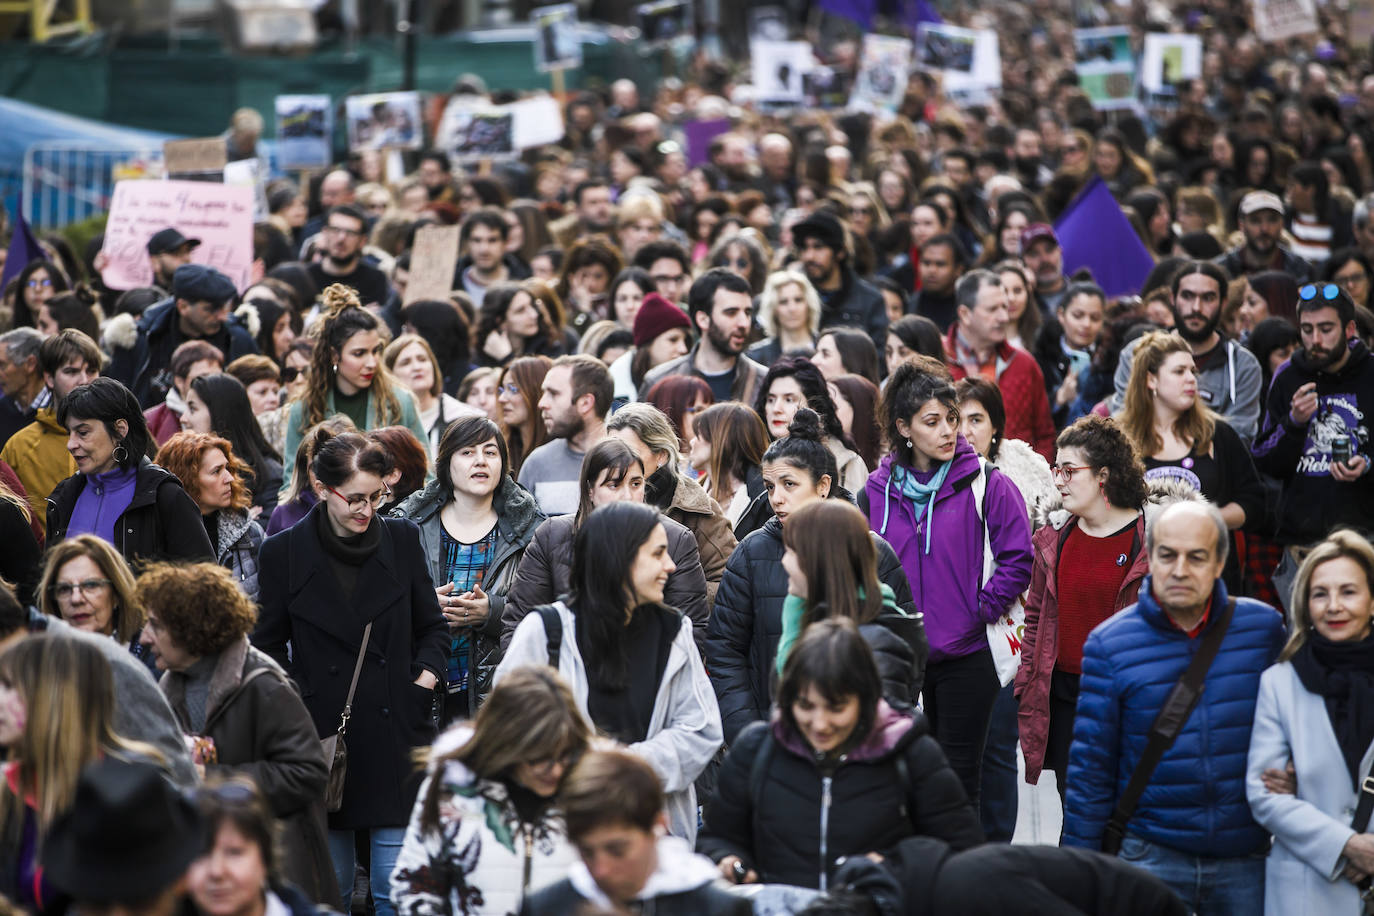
[455,207,529,307]
[1021,223,1071,315]
[1216,191,1314,283]
[145,227,200,291]
[298,168,357,252]
[519,354,613,516]
[710,133,756,193]
[640,268,765,405]
[550,179,616,249]
[911,234,967,332]
[1012,128,1054,193]
[792,210,888,349]
[1111,261,1264,443]
[1253,284,1374,604]
[306,203,390,308]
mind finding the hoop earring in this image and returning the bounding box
[112,441,129,464]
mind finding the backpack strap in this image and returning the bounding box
[969,457,994,588]
[536,604,563,670]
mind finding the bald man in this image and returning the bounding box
[1062,500,1284,914]
[299,169,358,257]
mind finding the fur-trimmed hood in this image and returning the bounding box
[102,311,139,352]
[991,438,1056,528]
[234,301,261,339]
[1033,475,1208,531]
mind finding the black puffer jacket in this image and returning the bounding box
[705,517,922,743]
[697,705,983,889]
[46,457,214,568]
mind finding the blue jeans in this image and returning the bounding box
[978,681,1019,842]
[1118,833,1265,915]
[329,827,406,916]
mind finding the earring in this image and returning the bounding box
[906,438,913,449]
[332,363,338,374]
[112,440,129,463]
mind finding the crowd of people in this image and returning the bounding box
[3,6,1374,914]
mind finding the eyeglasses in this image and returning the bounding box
[324,484,387,512]
[526,749,580,774]
[281,366,306,384]
[1049,464,1093,481]
[54,578,112,601]
[323,225,363,238]
[1299,283,1342,302]
[26,277,53,289]
[499,382,521,396]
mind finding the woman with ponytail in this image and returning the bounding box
[279,284,427,498]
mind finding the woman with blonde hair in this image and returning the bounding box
[0,633,163,909]
[748,270,821,367]
[155,431,265,601]
[384,333,478,454]
[1248,529,1374,915]
[1117,331,1264,589]
[37,534,148,665]
[280,284,427,496]
[391,666,592,914]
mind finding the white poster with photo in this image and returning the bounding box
[438,95,565,159]
[1141,33,1203,93]
[850,34,912,114]
[1251,0,1319,41]
[274,94,332,169]
[344,92,423,151]
[1074,26,1137,111]
[751,40,813,106]
[533,3,582,72]
[916,24,1001,102]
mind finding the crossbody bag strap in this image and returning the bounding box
[337,621,373,738]
[1353,756,1374,835]
[1102,596,1236,854]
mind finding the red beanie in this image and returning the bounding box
[632,293,692,348]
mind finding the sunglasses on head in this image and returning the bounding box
[1299,283,1342,302]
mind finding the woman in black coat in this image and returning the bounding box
[705,411,918,744]
[46,377,213,565]
[700,619,982,891]
[253,430,448,915]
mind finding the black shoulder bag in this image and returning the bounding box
[1351,756,1374,911]
[1102,597,1236,855]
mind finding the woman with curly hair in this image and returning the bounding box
[391,666,591,914]
[279,284,427,498]
[138,561,336,905]
[155,431,265,601]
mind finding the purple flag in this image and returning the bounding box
[1053,176,1156,298]
[1,205,44,292]
[817,0,878,28]
[683,119,732,168]
[902,0,943,32]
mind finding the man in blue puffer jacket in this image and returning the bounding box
[1064,501,1285,915]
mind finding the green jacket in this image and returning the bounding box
[278,386,428,499]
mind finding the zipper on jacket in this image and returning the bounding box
[520,825,534,905]
[818,775,833,891]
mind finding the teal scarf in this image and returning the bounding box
[892,459,952,555]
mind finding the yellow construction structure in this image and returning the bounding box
[0,0,92,41]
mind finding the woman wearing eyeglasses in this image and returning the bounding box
[139,563,338,906]
[1014,417,1150,819]
[37,534,154,671]
[391,666,591,915]
[1118,331,1266,591]
[496,355,552,480]
[254,430,448,915]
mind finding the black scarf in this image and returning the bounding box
[315,507,381,599]
[644,465,677,511]
[1290,632,1374,787]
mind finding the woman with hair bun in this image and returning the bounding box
[706,408,917,744]
[279,284,428,498]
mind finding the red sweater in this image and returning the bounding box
[1055,523,1136,673]
[944,332,1057,460]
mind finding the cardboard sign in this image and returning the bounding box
[1141,33,1203,94]
[533,3,582,72]
[275,94,332,169]
[851,34,912,114]
[1252,0,1318,41]
[752,40,814,106]
[345,92,423,152]
[99,180,255,292]
[916,24,1001,103]
[163,137,227,175]
[1075,26,1137,111]
[403,225,461,305]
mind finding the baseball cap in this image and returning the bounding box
[171,264,236,304]
[146,227,202,255]
[1020,223,1059,251]
[1239,190,1285,217]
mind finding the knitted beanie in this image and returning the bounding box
[632,292,692,348]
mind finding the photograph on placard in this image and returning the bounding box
[916,25,975,73]
[916,24,1001,104]
[752,40,814,107]
[1074,26,1137,110]
[803,66,852,109]
[451,111,516,156]
[851,33,912,113]
[275,94,332,169]
[1251,0,1319,41]
[636,0,690,46]
[345,92,423,151]
[1140,32,1203,93]
[533,3,582,72]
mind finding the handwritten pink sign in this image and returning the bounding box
[100,180,255,292]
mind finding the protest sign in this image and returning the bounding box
[275,94,332,169]
[100,180,255,292]
[1251,0,1318,41]
[533,3,582,72]
[851,34,912,114]
[683,119,732,167]
[345,92,423,151]
[1141,33,1203,94]
[403,225,461,306]
[437,96,564,159]
[636,0,690,45]
[1074,26,1137,110]
[164,138,227,176]
[802,67,852,108]
[752,40,814,106]
[916,24,1001,103]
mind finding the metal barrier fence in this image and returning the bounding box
[23,142,165,229]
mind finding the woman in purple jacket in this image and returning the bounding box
[858,357,1033,807]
